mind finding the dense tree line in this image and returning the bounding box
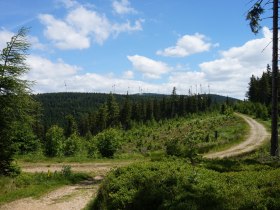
[246,64,274,105]
[33,92,236,137]
[34,90,217,139]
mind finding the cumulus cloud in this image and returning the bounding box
[112,0,137,15]
[127,55,171,79]
[0,29,14,50]
[25,55,80,92]
[198,27,271,98]
[39,14,90,49]
[157,33,216,57]
[39,2,143,49]
[25,55,162,94]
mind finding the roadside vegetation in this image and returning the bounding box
[0,165,90,205]
[87,159,280,210]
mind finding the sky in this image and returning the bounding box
[0,0,273,99]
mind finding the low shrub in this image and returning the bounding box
[89,160,280,210]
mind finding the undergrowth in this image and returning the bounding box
[87,159,280,210]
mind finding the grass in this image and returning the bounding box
[203,113,250,153]
[0,167,90,206]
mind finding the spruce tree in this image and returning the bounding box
[106,93,120,127]
[0,27,37,175]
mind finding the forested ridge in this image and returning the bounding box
[33,92,237,136]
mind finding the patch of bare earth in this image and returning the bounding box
[0,178,100,210]
[204,113,270,159]
[0,161,131,210]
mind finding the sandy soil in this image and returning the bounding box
[204,113,270,159]
[21,161,131,174]
[0,178,100,210]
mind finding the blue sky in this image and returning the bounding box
[0,0,273,99]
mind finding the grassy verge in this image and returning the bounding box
[0,166,90,206]
[198,113,249,154]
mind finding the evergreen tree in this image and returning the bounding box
[0,27,38,175]
[146,99,154,121]
[97,104,108,131]
[171,87,178,117]
[106,93,120,127]
[120,93,132,129]
[65,114,78,137]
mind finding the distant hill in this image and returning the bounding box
[33,92,238,128]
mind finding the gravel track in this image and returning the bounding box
[204,113,269,159]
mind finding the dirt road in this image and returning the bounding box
[204,113,270,159]
[0,179,100,210]
[0,161,132,210]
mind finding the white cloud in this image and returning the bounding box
[39,2,143,49]
[25,55,80,92]
[198,27,271,98]
[39,14,90,49]
[66,6,111,45]
[157,33,216,57]
[25,55,162,94]
[113,19,143,35]
[0,29,14,50]
[127,55,171,79]
[28,35,46,50]
[112,0,137,15]
[123,70,134,79]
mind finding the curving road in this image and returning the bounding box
[204,113,270,159]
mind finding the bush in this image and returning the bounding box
[45,125,65,157]
[90,161,280,210]
[96,128,121,158]
[64,133,82,156]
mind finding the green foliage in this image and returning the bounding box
[107,93,120,127]
[0,27,38,176]
[96,128,121,158]
[32,92,235,139]
[246,1,265,34]
[246,65,272,105]
[0,168,89,205]
[45,125,65,157]
[64,133,83,156]
[234,101,269,120]
[61,165,72,177]
[65,114,78,138]
[11,122,41,155]
[90,160,280,210]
